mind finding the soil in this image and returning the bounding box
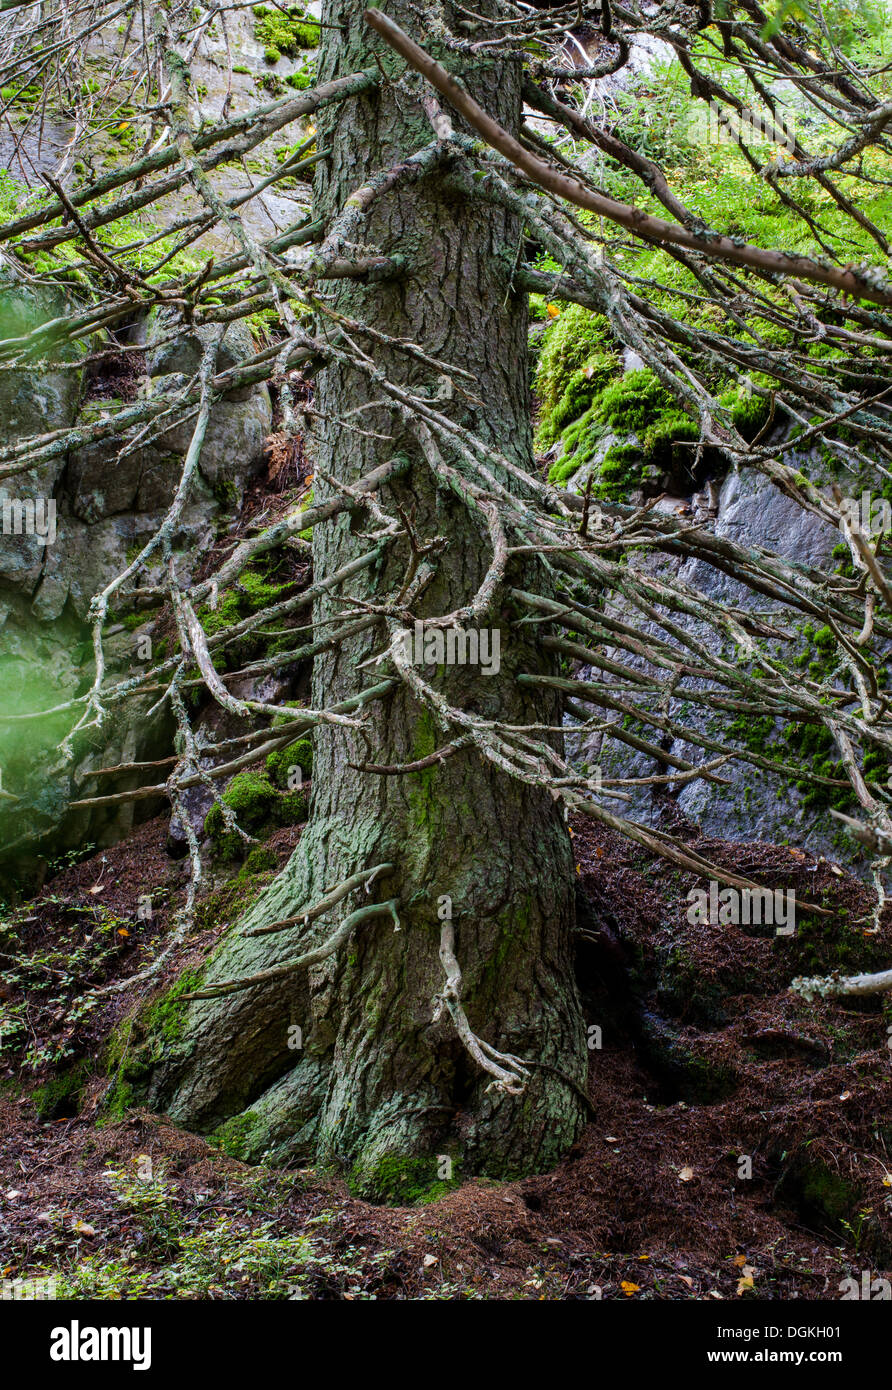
[1,800,889,1300]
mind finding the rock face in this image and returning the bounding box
[0,269,271,886]
[565,456,869,867]
[0,5,321,887]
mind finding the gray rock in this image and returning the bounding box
[566,461,862,866]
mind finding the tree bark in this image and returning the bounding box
[148,0,587,1199]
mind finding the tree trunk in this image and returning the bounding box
[148,0,587,1199]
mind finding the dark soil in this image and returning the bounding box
[1,802,889,1300]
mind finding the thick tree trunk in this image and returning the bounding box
[148,0,587,1198]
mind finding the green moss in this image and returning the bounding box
[544,366,702,498]
[102,967,205,1121]
[205,769,310,860]
[237,845,278,878]
[797,1160,861,1226]
[141,969,205,1047]
[718,383,773,439]
[211,1110,267,1161]
[347,1152,461,1205]
[278,788,309,823]
[265,737,313,788]
[538,351,619,448]
[195,561,294,637]
[285,68,314,91]
[253,4,320,59]
[32,1059,91,1121]
[535,306,612,405]
[205,772,278,832]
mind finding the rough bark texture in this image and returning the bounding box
[147,0,587,1199]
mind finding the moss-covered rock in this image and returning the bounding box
[204,769,310,861]
[252,4,319,62]
[265,737,313,789]
[204,772,280,859]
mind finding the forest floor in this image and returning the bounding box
[1,803,890,1300]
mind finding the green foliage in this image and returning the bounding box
[52,1207,388,1299]
[0,900,135,1072]
[105,1159,182,1253]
